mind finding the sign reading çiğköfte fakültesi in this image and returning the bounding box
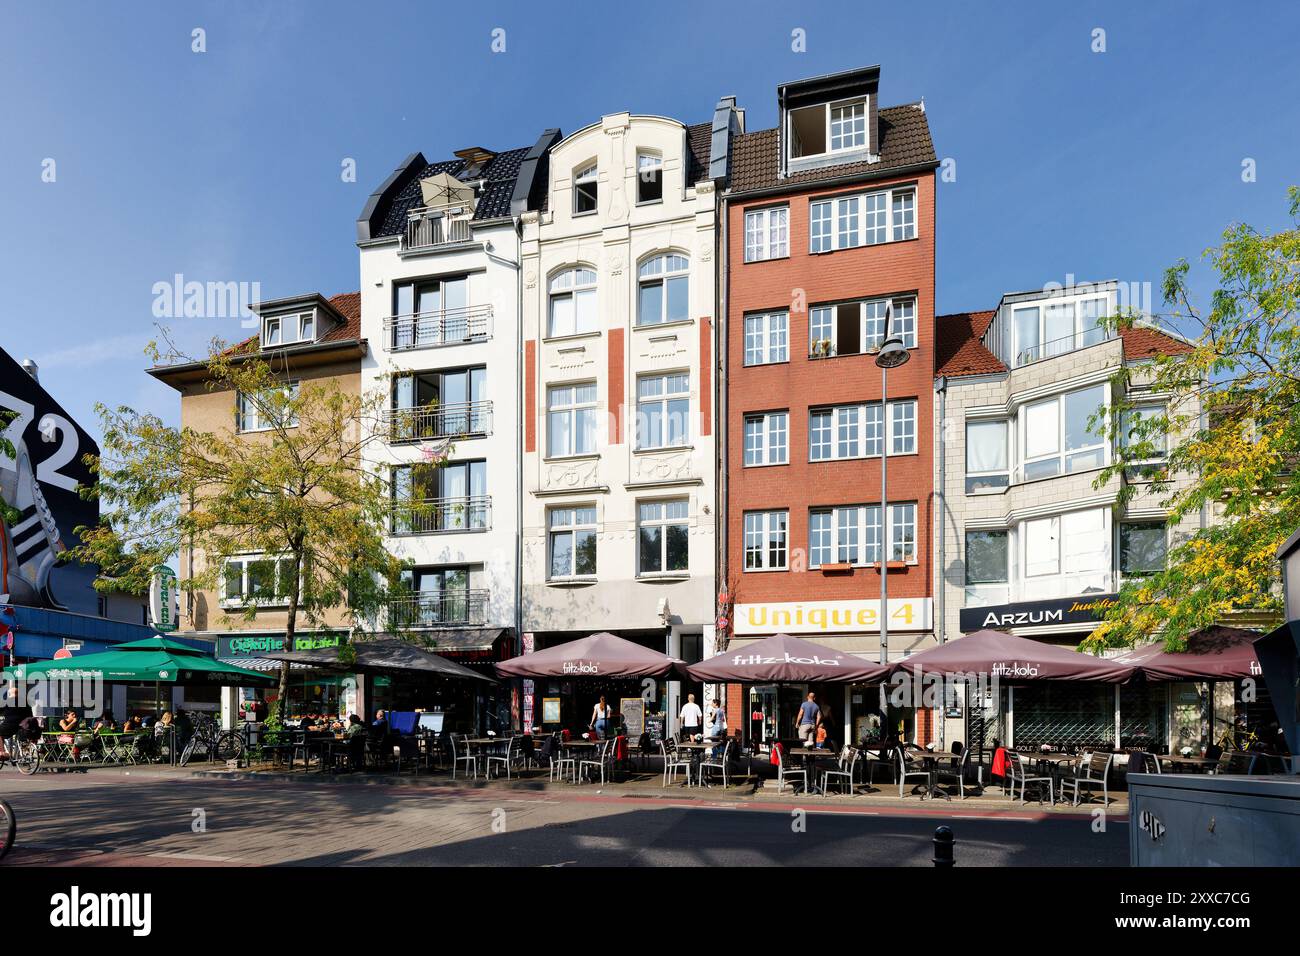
[732,598,932,635]
[959,594,1120,632]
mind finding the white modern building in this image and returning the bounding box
[355,138,556,665]
[517,105,742,732]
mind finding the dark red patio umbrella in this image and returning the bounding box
[686,633,888,683]
[494,632,682,679]
[889,629,1135,683]
[1111,626,1262,681]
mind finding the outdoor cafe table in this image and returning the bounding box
[901,750,964,800]
[1031,752,1082,780]
[1160,754,1220,774]
[98,731,142,765]
[789,747,838,795]
[674,740,721,786]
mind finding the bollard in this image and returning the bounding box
[932,825,955,867]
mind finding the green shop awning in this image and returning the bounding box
[9,636,275,687]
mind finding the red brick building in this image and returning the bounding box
[718,66,940,746]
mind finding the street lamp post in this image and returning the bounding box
[874,318,911,667]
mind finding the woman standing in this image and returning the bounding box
[589,696,612,739]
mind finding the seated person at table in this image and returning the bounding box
[345,714,366,739]
[92,711,117,734]
[57,708,80,744]
[298,714,318,733]
[368,710,390,743]
[121,715,141,732]
[155,711,175,735]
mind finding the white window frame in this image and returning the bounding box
[221,554,297,607]
[261,310,316,349]
[636,254,690,327]
[743,311,788,366]
[743,411,788,466]
[636,372,690,451]
[547,267,598,338]
[636,151,663,205]
[1011,295,1110,366]
[1122,403,1168,463]
[809,295,917,356]
[743,510,789,571]
[809,502,916,567]
[965,418,1010,493]
[744,206,789,262]
[809,399,915,461]
[1118,520,1167,580]
[546,382,598,458]
[788,98,868,161]
[1019,384,1109,481]
[636,499,690,577]
[237,381,299,433]
[573,162,598,215]
[810,185,917,253]
[548,506,598,580]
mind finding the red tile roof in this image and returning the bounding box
[223,291,361,356]
[935,310,1004,378]
[1119,324,1192,360]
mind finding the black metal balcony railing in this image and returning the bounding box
[387,589,488,628]
[403,212,473,251]
[384,305,493,352]
[390,496,491,535]
[385,401,492,443]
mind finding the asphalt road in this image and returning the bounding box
[0,769,1127,867]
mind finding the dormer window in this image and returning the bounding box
[573,163,598,215]
[263,311,315,348]
[789,97,867,160]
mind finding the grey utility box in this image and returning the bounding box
[1129,773,1300,866]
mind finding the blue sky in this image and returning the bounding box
[3,0,1298,439]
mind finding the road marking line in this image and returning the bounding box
[148,851,239,863]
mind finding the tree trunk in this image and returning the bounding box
[277,545,304,717]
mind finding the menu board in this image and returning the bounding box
[645,712,666,747]
[542,697,561,725]
[620,697,645,736]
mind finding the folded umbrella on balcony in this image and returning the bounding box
[495,632,684,679]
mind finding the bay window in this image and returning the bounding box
[1020,383,1107,480]
[744,206,789,262]
[743,311,788,366]
[744,510,788,570]
[744,411,788,466]
[965,419,1009,493]
[810,186,916,253]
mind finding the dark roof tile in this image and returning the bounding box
[374,147,531,239]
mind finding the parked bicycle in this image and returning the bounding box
[178,713,245,767]
[0,736,41,776]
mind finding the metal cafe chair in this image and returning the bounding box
[661,739,693,787]
[485,735,521,779]
[933,746,973,799]
[821,746,861,796]
[578,738,614,785]
[1058,751,1113,807]
[700,738,734,788]
[894,747,932,799]
[451,734,478,780]
[775,744,807,795]
[1007,751,1056,806]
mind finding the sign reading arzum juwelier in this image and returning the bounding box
[732,598,932,635]
[958,594,1120,633]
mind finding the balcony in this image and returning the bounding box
[402,210,473,252]
[384,401,492,443]
[1013,328,1111,367]
[390,496,492,535]
[387,589,489,629]
[384,305,492,352]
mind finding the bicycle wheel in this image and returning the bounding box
[215,731,244,762]
[178,735,199,768]
[0,800,14,861]
[16,740,40,776]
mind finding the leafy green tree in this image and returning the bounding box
[71,339,419,706]
[1084,187,1300,651]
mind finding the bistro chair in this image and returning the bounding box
[451,734,478,780]
[775,744,807,795]
[933,746,973,799]
[486,735,522,779]
[661,739,693,787]
[821,746,861,796]
[1007,751,1056,806]
[700,739,733,788]
[1214,751,1256,776]
[894,747,932,799]
[1127,751,1162,775]
[550,735,578,783]
[1058,751,1113,807]
[579,738,614,785]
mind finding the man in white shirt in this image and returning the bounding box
[679,694,703,740]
